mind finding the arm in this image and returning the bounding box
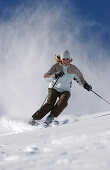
[43,64,57,81]
[73,66,92,91]
[44,63,64,81]
[73,66,87,87]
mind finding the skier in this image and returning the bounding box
[29,50,92,126]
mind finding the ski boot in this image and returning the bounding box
[46,114,54,125]
[45,114,59,126]
[42,114,54,128]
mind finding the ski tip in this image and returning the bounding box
[43,122,49,128]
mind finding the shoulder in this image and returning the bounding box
[50,63,59,67]
[48,63,62,72]
[69,64,79,70]
[51,63,62,69]
[68,64,81,74]
[53,63,60,67]
[49,63,59,69]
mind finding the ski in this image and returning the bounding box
[28,118,72,128]
[42,122,49,128]
[49,120,59,127]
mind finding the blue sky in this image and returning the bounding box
[0,0,109,25]
[0,0,110,51]
[73,0,110,25]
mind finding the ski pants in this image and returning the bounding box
[32,88,71,120]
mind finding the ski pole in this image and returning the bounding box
[38,76,60,110]
[91,90,110,105]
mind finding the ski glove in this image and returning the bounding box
[84,83,92,91]
[55,71,65,79]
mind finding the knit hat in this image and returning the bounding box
[60,50,70,60]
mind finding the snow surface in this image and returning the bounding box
[0,111,110,170]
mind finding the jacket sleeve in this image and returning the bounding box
[43,64,57,81]
[73,66,87,87]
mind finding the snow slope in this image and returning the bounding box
[0,111,110,170]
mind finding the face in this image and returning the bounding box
[62,58,70,66]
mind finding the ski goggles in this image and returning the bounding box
[62,58,70,61]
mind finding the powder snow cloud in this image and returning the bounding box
[0,1,110,119]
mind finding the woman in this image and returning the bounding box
[29,50,92,126]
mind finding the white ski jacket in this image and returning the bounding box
[44,63,87,92]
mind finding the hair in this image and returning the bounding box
[54,54,73,63]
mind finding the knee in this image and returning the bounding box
[65,91,71,100]
[57,100,68,108]
[60,92,71,102]
[63,101,68,107]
